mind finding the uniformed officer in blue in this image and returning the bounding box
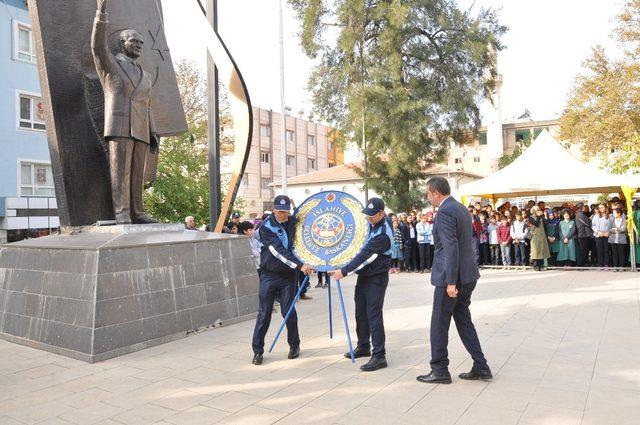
[330,197,394,372]
[251,195,315,365]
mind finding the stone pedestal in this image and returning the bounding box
[0,226,258,362]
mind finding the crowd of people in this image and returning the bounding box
[387,198,640,272]
[186,197,640,274]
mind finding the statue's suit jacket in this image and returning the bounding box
[91,11,156,144]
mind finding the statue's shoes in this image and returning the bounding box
[115,213,132,225]
[133,214,159,224]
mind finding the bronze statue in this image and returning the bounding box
[91,0,158,224]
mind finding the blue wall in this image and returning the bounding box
[0,0,51,200]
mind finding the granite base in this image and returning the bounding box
[0,230,258,362]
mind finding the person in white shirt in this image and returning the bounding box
[510,212,528,266]
[416,214,434,272]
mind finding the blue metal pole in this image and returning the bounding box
[268,275,309,353]
[327,274,333,339]
[336,279,355,363]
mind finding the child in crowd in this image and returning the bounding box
[487,216,500,266]
[592,203,612,268]
[510,211,528,266]
[497,216,512,266]
[556,209,576,267]
[391,220,404,273]
[238,221,260,273]
[478,214,490,266]
[609,208,628,271]
[416,214,433,272]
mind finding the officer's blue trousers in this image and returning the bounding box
[252,271,300,355]
[354,273,388,357]
[430,281,488,374]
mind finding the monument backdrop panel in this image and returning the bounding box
[27,0,187,228]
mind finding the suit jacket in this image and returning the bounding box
[91,11,156,144]
[431,197,480,287]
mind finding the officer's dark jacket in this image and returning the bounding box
[259,214,303,276]
[341,218,393,277]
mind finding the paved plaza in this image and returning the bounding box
[1,269,639,425]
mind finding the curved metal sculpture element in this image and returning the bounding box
[193,0,253,232]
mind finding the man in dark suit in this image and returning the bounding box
[92,0,159,224]
[417,177,492,384]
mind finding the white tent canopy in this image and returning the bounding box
[459,130,640,199]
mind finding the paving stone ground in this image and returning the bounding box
[1,269,639,425]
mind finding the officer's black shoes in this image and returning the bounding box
[288,347,300,359]
[416,371,452,384]
[360,356,387,372]
[252,354,263,365]
[300,294,312,300]
[458,369,493,381]
[344,346,371,359]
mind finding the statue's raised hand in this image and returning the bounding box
[97,0,106,13]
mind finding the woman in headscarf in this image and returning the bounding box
[528,206,550,271]
[556,209,577,267]
[545,209,561,266]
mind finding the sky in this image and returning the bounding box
[161,0,624,124]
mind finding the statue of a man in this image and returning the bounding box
[91,0,159,224]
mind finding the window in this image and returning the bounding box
[473,156,481,163]
[478,132,487,146]
[515,129,532,144]
[20,162,55,197]
[308,158,316,170]
[260,125,271,137]
[328,162,335,168]
[260,151,270,163]
[286,155,295,166]
[241,174,249,187]
[261,178,272,190]
[454,158,463,164]
[307,135,315,146]
[17,92,46,131]
[13,21,36,63]
[286,130,295,143]
[328,141,335,150]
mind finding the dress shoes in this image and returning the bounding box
[288,347,300,359]
[344,346,371,359]
[360,356,387,372]
[300,294,312,300]
[252,354,263,365]
[416,371,452,384]
[458,369,493,381]
[133,213,159,224]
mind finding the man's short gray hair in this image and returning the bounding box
[426,176,451,196]
[185,216,194,223]
[120,29,142,43]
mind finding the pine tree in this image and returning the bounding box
[290,0,506,210]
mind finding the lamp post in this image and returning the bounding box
[206,0,221,229]
[278,0,287,195]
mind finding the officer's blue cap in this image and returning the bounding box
[362,197,385,216]
[273,195,291,211]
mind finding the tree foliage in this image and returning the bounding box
[289,0,506,211]
[560,0,640,174]
[143,60,242,226]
